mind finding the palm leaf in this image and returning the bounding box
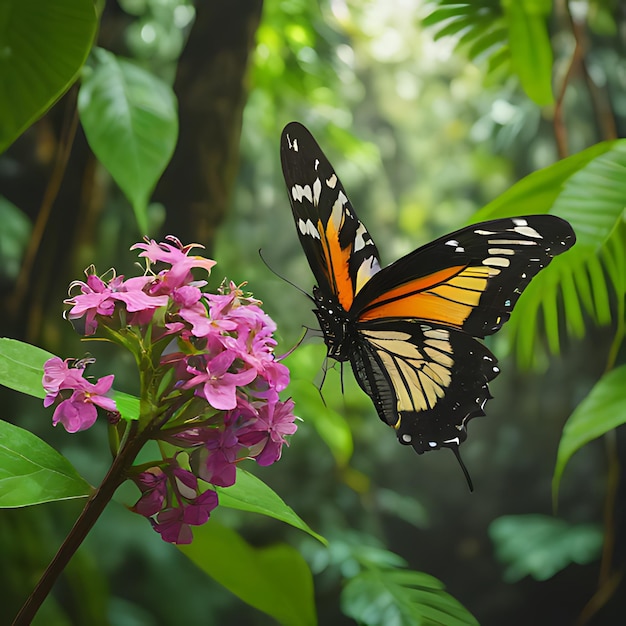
[472,139,626,368]
[423,0,553,105]
[553,365,626,501]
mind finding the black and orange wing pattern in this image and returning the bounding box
[280,122,382,312]
[280,122,576,485]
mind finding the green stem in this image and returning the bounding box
[11,421,147,625]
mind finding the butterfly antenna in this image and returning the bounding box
[451,446,474,492]
[277,326,312,361]
[258,249,314,301]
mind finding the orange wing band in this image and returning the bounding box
[359,265,493,327]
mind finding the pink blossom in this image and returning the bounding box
[183,350,257,410]
[133,468,168,517]
[152,490,218,544]
[131,238,216,294]
[239,398,297,466]
[65,273,168,335]
[51,375,116,433]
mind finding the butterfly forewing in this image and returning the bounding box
[352,216,575,337]
[280,122,381,311]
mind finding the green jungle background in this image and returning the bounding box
[1,0,626,624]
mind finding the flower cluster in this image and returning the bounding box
[42,237,297,544]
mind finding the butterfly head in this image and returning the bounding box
[312,286,354,362]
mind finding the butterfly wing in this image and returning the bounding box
[280,121,576,477]
[280,122,381,311]
[350,319,499,453]
[348,216,574,450]
[352,216,576,337]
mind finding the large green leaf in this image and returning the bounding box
[342,567,478,626]
[0,338,54,399]
[503,0,554,105]
[179,521,317,626]
[78,48,178,234]
[489,514,602,581]
[0,0,97,152]
[0,420,92,507]
[553,365,626,501]
[472,141,615,222]
[217,468,326,544]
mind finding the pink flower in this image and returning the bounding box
[131,237,216,294]
[42,357,90,403]
[239,398,297,466]
[65,274,168,335]
[51,375,116,433]
[183,350,257,410]
[152,490,218,544]
[43,357,117,433]
[133,468,168,517]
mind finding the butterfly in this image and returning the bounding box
[280,121,576,489]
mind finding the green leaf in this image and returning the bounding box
[0,420,92,507]
[78,48,178,234]
[504,0,554,105]
[553,365,626,502]
[0,338,54,398]
[471,140,626,367]
[0,0,97,152]
[472,141,615,222]
[112,391,140,421]
[217,468,326,544]
[489,514,603,582]
[342,567,478,626]
[179,521,317,626]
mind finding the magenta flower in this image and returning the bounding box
[133,468,168,517]
[43,357,117,433]
[239,398,297,466]
[65,273,168,335]
[131,237,216,294]
[51,375,116,433]
[151,486,218,544]
[193,425,242,487]
[47,237,297,544]
[42,357,90,403]
[183,350,258,410]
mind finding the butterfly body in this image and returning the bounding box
[280,121,576,479]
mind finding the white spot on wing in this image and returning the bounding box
[312,177,322,206]
[483,257,511,268]
[488,248,515,256]
[513,225,542,239]
[354,222,369,251]
[292,184,312,204]
[326,174,337,189]
[298,218,320,239]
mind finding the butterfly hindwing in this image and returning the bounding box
[350,319,500,453]
[352,216,576,337]
[280,122,381,311]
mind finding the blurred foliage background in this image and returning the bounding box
[1,0,626,624]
